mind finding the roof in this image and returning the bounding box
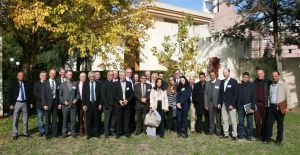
[148,2,213,24]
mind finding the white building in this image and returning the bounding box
[89,2,246,79]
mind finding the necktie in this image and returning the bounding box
[51,80,55,98]
[91,82,95,102]
[20,82,25,101]
[142,84,145,97]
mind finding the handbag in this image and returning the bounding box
[144,111,159,127]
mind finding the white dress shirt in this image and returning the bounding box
[224,77,230,92]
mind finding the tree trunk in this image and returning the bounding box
[0,25,3,117]
[20,32,39,80]
[22,46,38,80]
[272,0,283,74]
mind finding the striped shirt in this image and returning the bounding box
[167,92,176,108]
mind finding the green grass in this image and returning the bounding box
[1,109,300,155]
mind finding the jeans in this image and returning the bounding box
[238,107,253,138]
[177,103,189,134]
[37,108,45,134]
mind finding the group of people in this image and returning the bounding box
[9,67,292,145]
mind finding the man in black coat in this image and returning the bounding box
[218,68,238,140]
[82,71,102,139]
[33,71,47,136]
[237,72,256,141]
[56,67,66,134]
[101,71,115,138]
[125,67,136,133]
[192,72,208,133]
[9,71,33,140]
[134,75,152,135]
[42,69,59,139]
[114,70,134,138]
[158,72,168,90]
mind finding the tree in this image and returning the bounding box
[1,0,153,78]
[151,15,206,77]
[217,0,300,73]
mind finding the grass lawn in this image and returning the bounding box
[1,108,300,155]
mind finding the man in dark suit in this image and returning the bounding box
[125,67,136,133]
[158,72,168,90]
[217,68,238,140]
[77,72,87,136]
[134,75,152,135]
[113,70,119,82]
[101,71,115,138]
[237,72,256,141]
[59,70,79,138]
[42,69,59,139]
[144,70,151,84]
[82,71,102,139]
[204,71,222,136]
[94,70,103,134]
[56,67,66,134]
[33,71,47,136]
[174,69,181,85]
[192,72,208,133]
[9,71,33,140]
[114,70,134,138]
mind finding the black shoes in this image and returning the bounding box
[125,134,131,138]
[275,141,283,146]
[45,135,51,140]
[135,132,142,136]
[13,136,18,140]
[181,133,188,138]
[115,135,121,139]
[24,135,32,138]
[220,135,230,139]
[232,137,237,141]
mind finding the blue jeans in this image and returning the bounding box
[177,103,189,134]
[238,107,253,138]
[37,108,45,134]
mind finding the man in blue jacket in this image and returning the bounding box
[218,69,238,140]
[237,72,256,141]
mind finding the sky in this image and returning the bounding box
[160,0,203,11]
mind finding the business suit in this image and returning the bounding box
[134,82,152,134]
[126,77,136,133]
[204,79,222,135]
[59,80,80,136]
[114,80,134,137]
[95,80,103,134]
[192,81,208,133]
[56,77,65,134]
[218,77,238,137]
[82,80,102,137]
[101,79,115,137]
[77,81,85,136]
[33,81,45,135]
[9,80,32,137]
[42,79,59,137]
[176,85,192,136]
